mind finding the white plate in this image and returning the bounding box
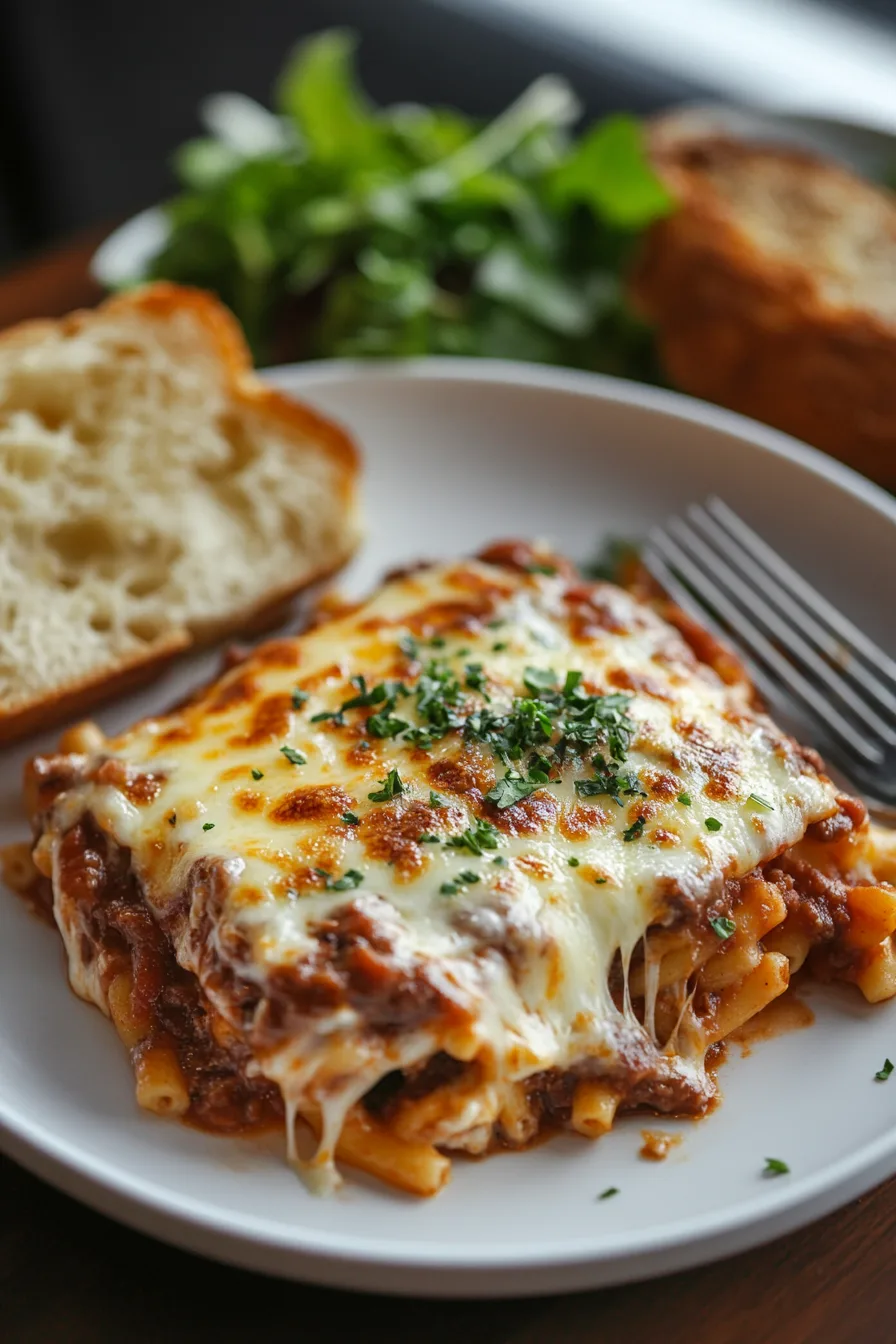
[2,361,896,1298]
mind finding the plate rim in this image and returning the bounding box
[3,356,896,1292]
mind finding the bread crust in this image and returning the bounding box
[0,283,360,744]
[630,128,896,488]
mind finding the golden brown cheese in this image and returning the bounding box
[33,555,839,1189]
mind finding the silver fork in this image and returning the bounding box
[644,496,896,821]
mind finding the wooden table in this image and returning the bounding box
[2,231,894,1344]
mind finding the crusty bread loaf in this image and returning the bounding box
[630,116,896,488]
[0,282,360,742]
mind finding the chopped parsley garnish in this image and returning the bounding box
[710,916,736,940]
[523,666,558,694]
[568,857,580,867]
[594,877,607,884]
[441,870,481,895]
[368,769,405,802]
[705,817,722,832]
[280,745,307,766]
[576,757,645,806]
[598,1186,619,1200]
[310,709,342,724]
[313,867,365,892]
[202,822,215,831]
[251,768,264,781]
[430,790,445,808]
[340,675,390,711]
[875,1058,894,1082]
[446,817,500,855]
[429,636,446,648]
[526,562,558,576]
[291,688,309,708]
[398,634,419,659]
[748,793,774,810]
[168,812,177,826]
[492,855,507,866]
[341,811,360,826]
[418,833,441,844]
[486,766,549,810]
[677,792,691,806]
[763,1158,790,1176]
[622,816,646,843]
[366,711,410,738]
[487,619,504,630]
[464,662,489,695]
[492,641,508,652]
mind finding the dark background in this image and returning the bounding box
[0,0,700,266]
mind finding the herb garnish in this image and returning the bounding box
[464,663,489,695]
[369,769,405,801]
[622,816,646,842]
[418,833,441,844]
[168,812,177,826]
[291,688,309,708]
[366,710,410,738]
[875,1058,894,1082]
[430,790,445,808]
[441,871,481,895]
[598,1186,619,1200]
[341,811,360,826]
[526,562,558,576]
[202,822,215,831]
[576,756,645,806]
[398,635,419,659]
[568,856,580,867]
[705,817,722,832]
[710,916,736,940]
[446,817,500,855]
[748,793,774,810]
[313,867,365,892]
[251,768,264,781]
[763,1158,790,1176]
[677,792,691,806]
[280,745,307,766]
[486,766,549,810]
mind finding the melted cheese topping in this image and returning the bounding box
[43,557,838,1186]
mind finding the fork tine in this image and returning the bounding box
[642,544,791,711]
[668,514,896,748]
[691,504,896,722]
[647,526,884,768]
[705,497,896,688]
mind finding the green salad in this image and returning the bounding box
[142,29,674,371]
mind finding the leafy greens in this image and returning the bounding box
[144,29,673,369]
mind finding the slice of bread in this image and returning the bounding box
[0,282,360,742]
[630,116,896,488]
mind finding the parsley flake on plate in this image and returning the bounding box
[763,1158,790,1176]
[875,1058,894,1082]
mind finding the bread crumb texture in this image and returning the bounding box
[0,289,359,712]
